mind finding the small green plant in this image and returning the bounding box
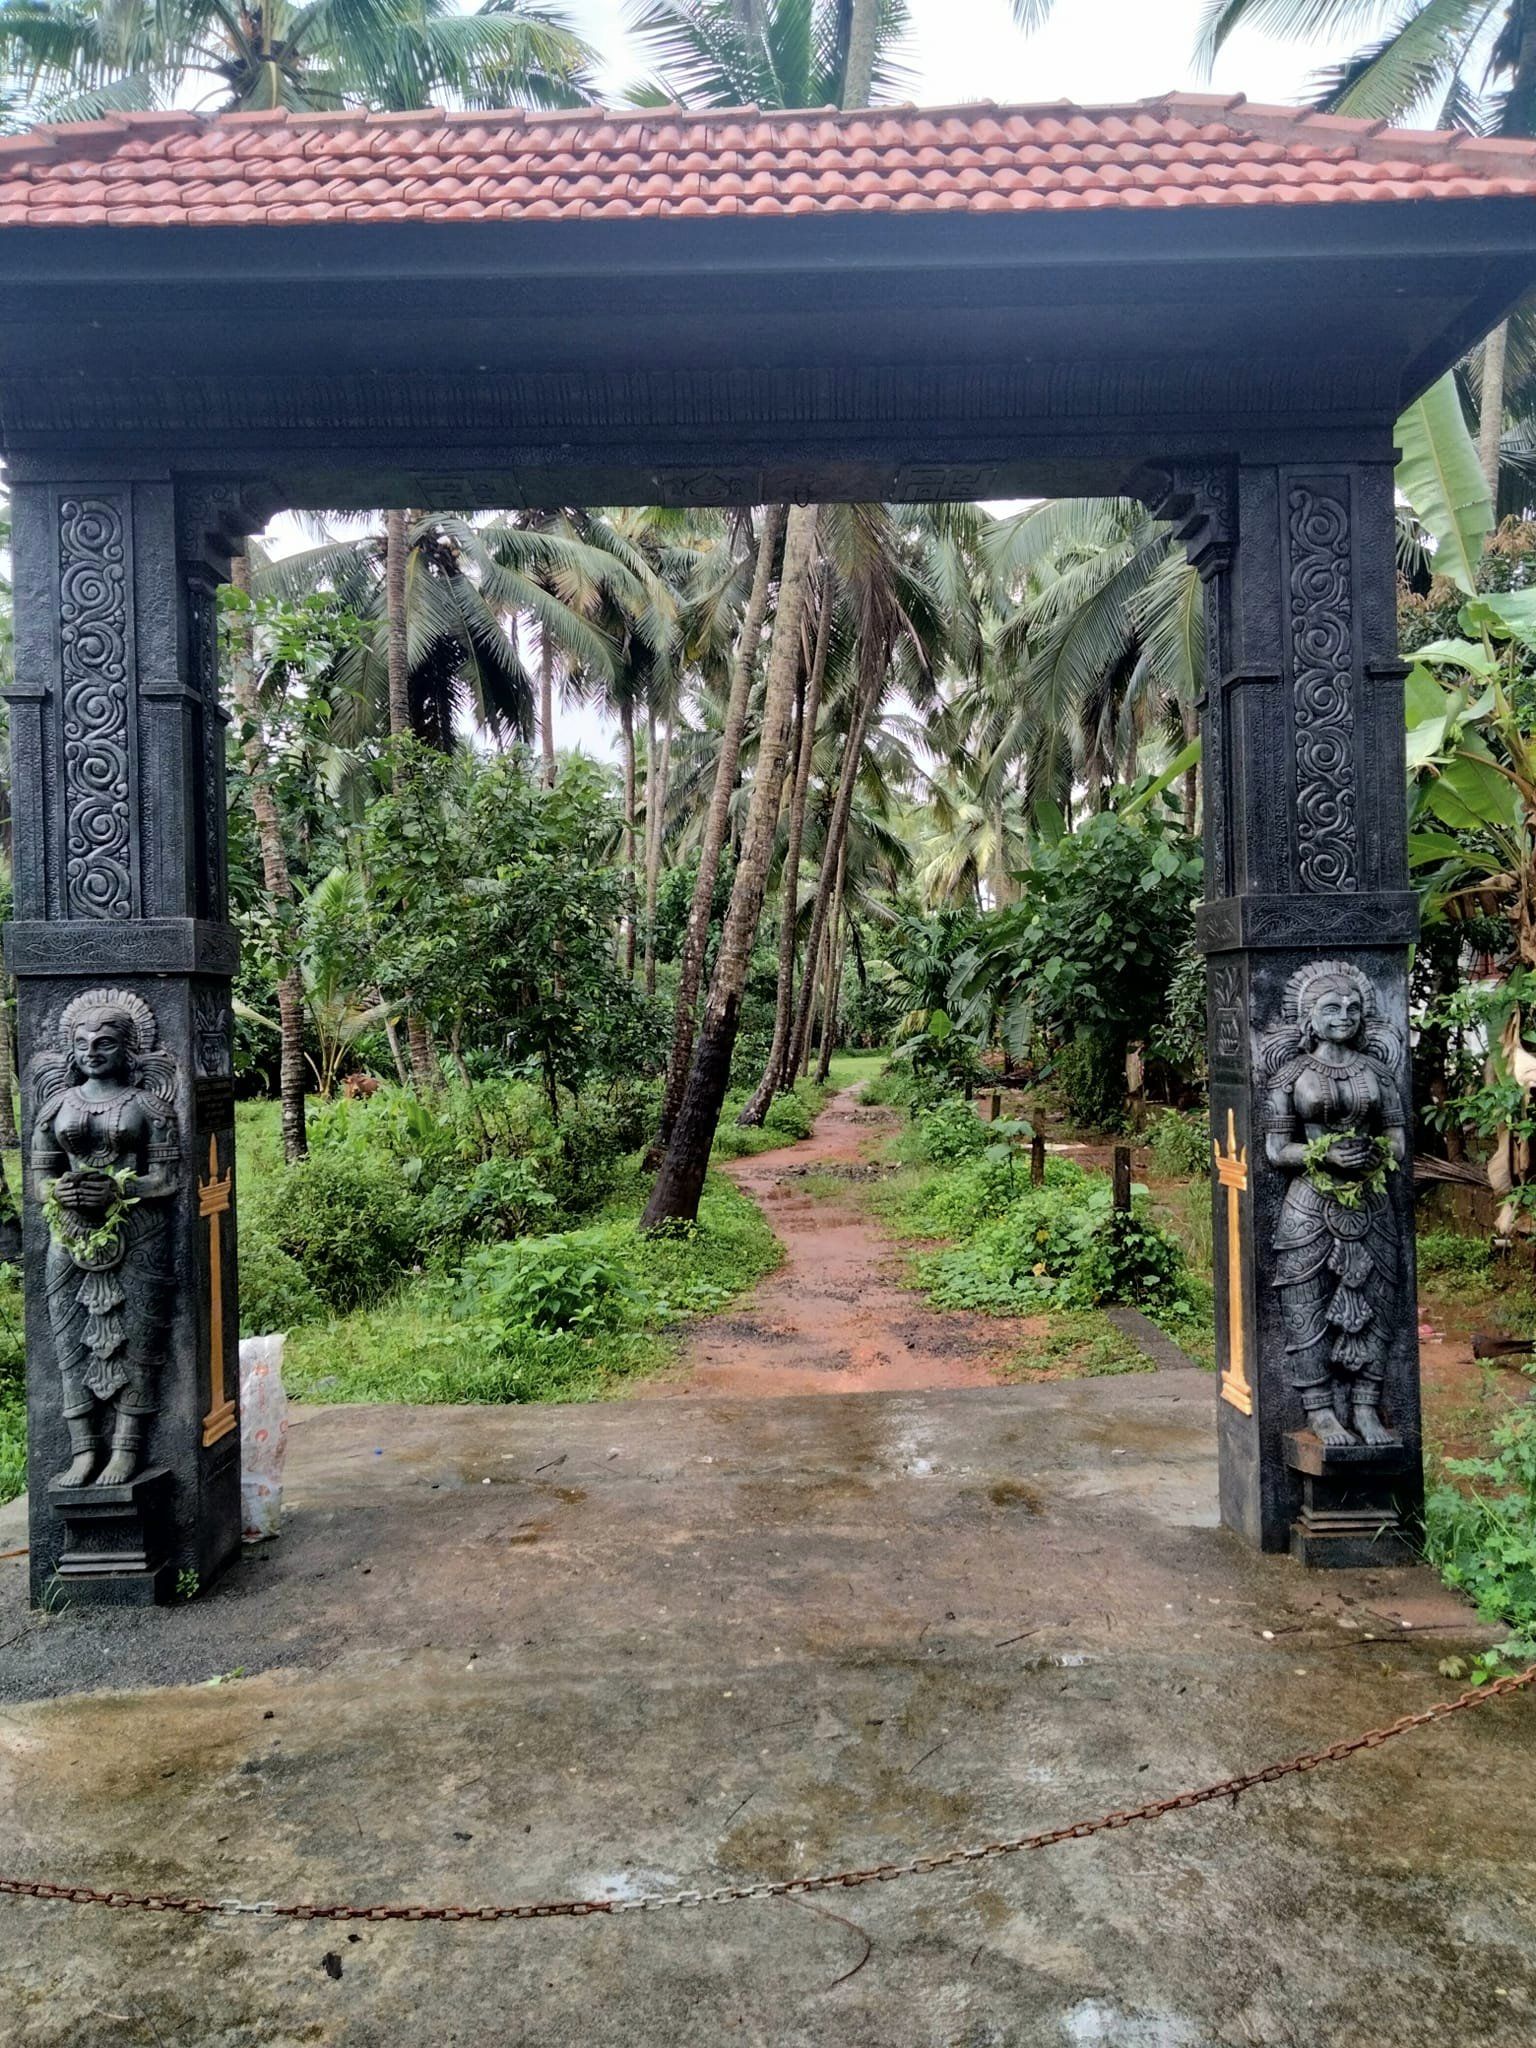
[1416,1229,1493,1279]
[1425,1391,1536,1676]
[903,1097,992,1169]
[1301,1130,1396,1210]
[42,1164,140,1262]
[177,1567,201,1602]
[914,1173,1196,1316]
[457,1232,647,1340]
[1145,1109,1211,1180]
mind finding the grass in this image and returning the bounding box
[999,1311,1155,1382]
[282,1168,780,1407]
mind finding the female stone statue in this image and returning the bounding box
[31,989,180,1486]
[1260,960,1406,1451]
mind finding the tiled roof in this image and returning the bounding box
[2,93,1536,228]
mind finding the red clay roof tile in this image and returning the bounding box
[0,94,1532,229]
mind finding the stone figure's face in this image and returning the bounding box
[72,1013,131,1080]
[1308,985,1362,1048]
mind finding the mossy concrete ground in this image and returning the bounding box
[1,1374,1532,2046]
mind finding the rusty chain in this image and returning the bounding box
[3,1663,1532,1924]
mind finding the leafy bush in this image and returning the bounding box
[908,1147,1066,1237]
[903,1097,990,1168]
[949,811,1201,1101]
[890,1007,988,1101]
[1145,1109,1212,1180]
[458,1231,645,1338]
[419,1157,559,1253]
[763,1091,815,1141]
[242,1150,422,1312]
[1427,1395,1536,1666]
[237,1234,325,1337]
[1416,1229,1493,1279]
[916,1175,1195,1316]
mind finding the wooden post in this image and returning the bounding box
[1113,1145,1132,1213]
[1031,1132,1046,1187]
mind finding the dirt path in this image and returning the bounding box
[637,1084,1043,1399]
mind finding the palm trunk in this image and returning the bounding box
[739,573,830,1124]
[643,503,819,1227]
[841,0,879,107]
[621,695,638,980]
[1480,318,1509,508]
[383,1015,410,1089]
[230,555,308,1161]
[786,647,880,1084]
[408,1013,437,1093]
[815,842,848,1084]
[539,627,557,787]
[385,509,410,755]
[386,510,432,1081]
[653,503,787,1157]
[644,711,672,999]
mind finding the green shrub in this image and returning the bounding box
[243,1151,422,1312]
[237,1233,325,1336]
[1427,1393,1536,1667]
[457,1230,646,1338]
[419,1157,559,1253]
[763,1090,815,1141]
[1145,1109,1212,1180]
[904,1098,990,1168]
[908,1149,1079,1238]
[917,1176,1194,1316]
[1416,1229,1493,1279]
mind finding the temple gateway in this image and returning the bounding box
[3,94,1536,1602]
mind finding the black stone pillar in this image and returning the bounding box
[1153,455,1423,1564]
[4,471,248,1606]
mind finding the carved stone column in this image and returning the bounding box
[4,471,252,1605]
[1151,454,1423,1564]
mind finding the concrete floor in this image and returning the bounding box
[1,1373,1533,2047]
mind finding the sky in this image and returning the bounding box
[276,2,1346,763]
[568,0,1326,110]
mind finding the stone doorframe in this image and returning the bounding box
[4,441,1422,1604]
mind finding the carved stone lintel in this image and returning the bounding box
[1197,892,1419,954]
[1133,460,1235,578]
[175,480,283,569]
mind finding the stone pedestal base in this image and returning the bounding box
[47,1467,177,1606]
[1284,1432,1418,1569]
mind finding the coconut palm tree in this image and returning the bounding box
[0,0,595,121]
[972,498,1202,828]
[253,514,645,750]
[629,0,912,108]
[1192,0,1536,497]
[644,500,821,1226]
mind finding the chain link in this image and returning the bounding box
[3,1664,1531,1924]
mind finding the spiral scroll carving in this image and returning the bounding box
[59,497,132,919]
[1288,485,1357,894]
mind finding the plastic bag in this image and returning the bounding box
[239,1334,289,1543]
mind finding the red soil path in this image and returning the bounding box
[638,1085,1044,1400]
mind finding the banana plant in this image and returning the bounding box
[1405,589,1536,951]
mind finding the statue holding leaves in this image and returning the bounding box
[1260,961,1407,1452]
[30,989,180,1486]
